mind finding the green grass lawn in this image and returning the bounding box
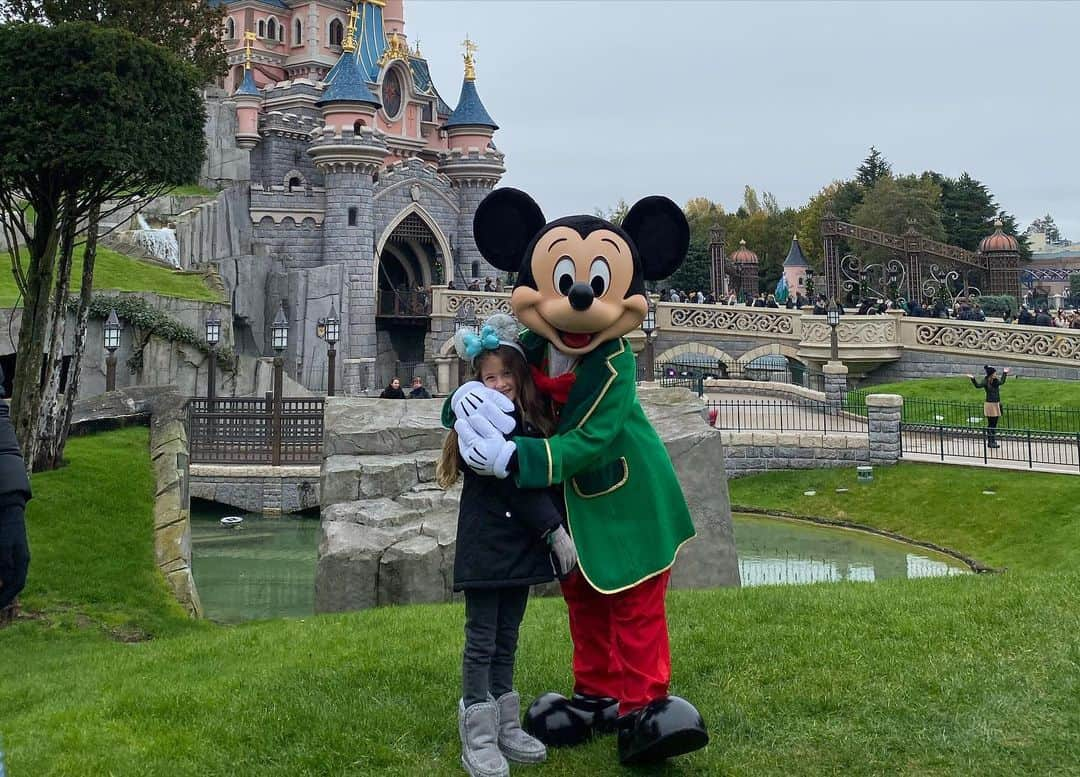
[0,244,223,308]
[168,184,221,197]
[1,434,1078,775]
[849,377,1080,432]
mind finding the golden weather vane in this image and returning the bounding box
[461,35,478,81]
[343,2,359,52]
[244,31,257,70]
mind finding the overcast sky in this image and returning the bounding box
[408,0,1080,240]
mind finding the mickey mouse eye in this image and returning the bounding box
[554,256,575,296]
[589,257,610,297]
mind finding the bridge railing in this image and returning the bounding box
[900,317,1080,368]
[188,397,325,465]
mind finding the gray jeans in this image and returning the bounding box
[462,586,530,707]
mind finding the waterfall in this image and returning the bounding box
[133,214,180,269]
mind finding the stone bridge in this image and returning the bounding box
[423,289,1080,385]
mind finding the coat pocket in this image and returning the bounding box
[571,457,628,499]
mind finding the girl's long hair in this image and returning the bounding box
[436,345,555,489]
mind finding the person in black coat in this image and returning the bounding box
[379,377,406,398]
[438,318,576,776]
[0,365,31,624]
[967,365,1010,448]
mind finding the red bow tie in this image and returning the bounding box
[530,366,577,405]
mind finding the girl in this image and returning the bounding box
[967,365,1010,449]
[437,314,576,777]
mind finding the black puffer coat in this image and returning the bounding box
[453,416,563,591]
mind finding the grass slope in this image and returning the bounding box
[0,244,222,307]
[1,433,1078,775]
[729,463,1080,572]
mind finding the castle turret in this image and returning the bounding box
[384,0,406,38]
[729,239,760,298]
[978,219,1021,296]
[438,37,504,284]
[315,8,381,136]
[234,33,262,149]
[782,235,809,299]
[308,13,391,395]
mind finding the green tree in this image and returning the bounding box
[1029,214,1066,245]
[664,197,723,293]
[593,198,629,226]
[741,185,762,217]
[856,146,892,189]
[0,22,205,470]
[938,172,996,251]
[850,175,945,265]
[0,0,226,82]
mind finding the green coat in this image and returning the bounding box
[515,334,695,593]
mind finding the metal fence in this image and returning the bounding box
[188,397,325,465]
[901,422,1080,471]
[847,390,1080,434]
[706,399,869,434]
[654,361,836,394]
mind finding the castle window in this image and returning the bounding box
[348,208,358,227]
[329,19,344,47]
[267,18,276,41]
[278,22,285,42]
[353,119,366,133]
[294,19,302,45]
[258,19,266,38]
[288,177,302,192]
[472,261,480,278]
[225,17,235,39]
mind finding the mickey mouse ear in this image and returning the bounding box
[473,188,547,272]
[621,196,689,281]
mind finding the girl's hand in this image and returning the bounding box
[547,526,578,577]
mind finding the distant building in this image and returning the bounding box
[209,0,504,392]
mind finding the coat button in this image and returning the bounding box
[505,511,512,518]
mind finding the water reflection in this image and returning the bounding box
[734,513,969,587]
[190,506,319,624]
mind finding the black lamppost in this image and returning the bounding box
[103,309,121,392]
[827,299,840,361]
[325,302,339,397]
[269,303,289,466]
[887,267,900,303]
[805,267,815,302]
[205,312,221,400]
[641,297,657,380]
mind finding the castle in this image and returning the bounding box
[207,0,505,394]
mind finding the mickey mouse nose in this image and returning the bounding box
[568,282,594,311]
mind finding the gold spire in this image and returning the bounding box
[379,31,410,65]
[462,35,478,81]
[243,31,256,70]
[342,2,359,52]
[413,38,422,57]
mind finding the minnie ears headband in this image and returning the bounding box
[453,313,525,364]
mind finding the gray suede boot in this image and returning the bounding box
[495,691,547,764]
[459,699,509,777]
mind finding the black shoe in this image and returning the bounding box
[523,692,620,747]
[617,696,709,765]
[569,693,620,735]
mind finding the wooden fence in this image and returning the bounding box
[187,396,325,465]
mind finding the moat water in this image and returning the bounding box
[189,507,969,623]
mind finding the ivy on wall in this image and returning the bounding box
[66,294,237,374]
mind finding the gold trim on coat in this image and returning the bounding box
[571,457,629,499]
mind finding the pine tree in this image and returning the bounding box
[940,172,996,251]
[855,146,892,189]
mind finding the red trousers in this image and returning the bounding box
[560,568,671,715]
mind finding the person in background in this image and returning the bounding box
[1035,307,1053,326]
[380,377,406,399]
[0,364,32,626]
[407,376,432,399]
[967,365,1010,449]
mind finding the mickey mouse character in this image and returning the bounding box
[446,188,708,765]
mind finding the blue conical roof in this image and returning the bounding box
[317,47,380,107]
[783,235,809,267]
[444,79,498,130]
[234,68,260,97]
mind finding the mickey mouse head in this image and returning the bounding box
[473,188,689,356]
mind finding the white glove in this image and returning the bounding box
[547,526,578,577]
[455,415,516,479]
[451,381,516,436]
